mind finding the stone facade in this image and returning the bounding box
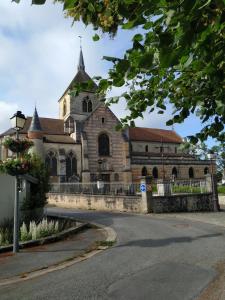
[0,49,213,184]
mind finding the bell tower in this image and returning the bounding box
[58,46,101,123]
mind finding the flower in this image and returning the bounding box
[3,138,33,154]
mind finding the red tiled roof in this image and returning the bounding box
[129,127,183,143]
[20,117,65,135]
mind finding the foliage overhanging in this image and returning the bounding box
[14,0,225,143]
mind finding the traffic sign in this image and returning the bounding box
[140,183,146,192]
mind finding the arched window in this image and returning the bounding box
[45,151,57,176]
[142,167,148,176]
[82,99,88,112]
[204,167,209,175]
[88,100,92,112]
[189,167,194,178]
[83,96,92,113]
[145,145,148,152]
[66,151,77,178]
[98,133,110,156]
[63,100,67,117]
[114,173,119,182]
[65,117,74,133]
[153,167,158,179]
[172,167,178,178]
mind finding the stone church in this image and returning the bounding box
[0,49,212,183]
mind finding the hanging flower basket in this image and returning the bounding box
[3,138,33,154]
[0,158,31,176]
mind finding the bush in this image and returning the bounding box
[218,185,225,195]
[0,218,14,246]
[20,219,59,242]
[21,154,50,224]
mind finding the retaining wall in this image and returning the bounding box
[149,193,214,213]
[48,193,145,213]
[219,195,225,205]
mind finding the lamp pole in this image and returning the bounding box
[10,111,26,254]
[208,151,219,212]
[13,129,20,253]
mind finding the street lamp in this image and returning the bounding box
[10,111,26,253]
[208,151,219,212]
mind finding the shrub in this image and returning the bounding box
[218,185,225,195]
[0,218,14,246]
[20,219,59,242]
[21,154,50,224]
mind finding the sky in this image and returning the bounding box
[0,0,210,143]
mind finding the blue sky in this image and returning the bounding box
[0,0,208,143]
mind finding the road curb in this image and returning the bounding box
[0,215,117,287]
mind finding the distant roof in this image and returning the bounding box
[0,117,65,137]
[129,127,183,143]
[43,135,76,144]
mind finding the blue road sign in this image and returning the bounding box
[140,183,146,192]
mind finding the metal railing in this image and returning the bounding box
[50,182,141,196]
[169,179,209,194]
[49,178,210,197]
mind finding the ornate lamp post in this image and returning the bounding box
[10,111,26,253]
[208,150,219,212]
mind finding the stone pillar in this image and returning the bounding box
[157,180,172,196]
[205,174,220,211]
[140,176,152,213]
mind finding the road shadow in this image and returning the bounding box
[117,233,224,248]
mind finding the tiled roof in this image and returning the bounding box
[43,135,76,144]
[0,117,65,137]
[129,127,183,143]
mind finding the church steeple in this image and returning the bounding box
[78,48,85,71]
[29,107,42,132]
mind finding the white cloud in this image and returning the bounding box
[0,101,18,133]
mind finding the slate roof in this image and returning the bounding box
[29,107,42,132]
[129,127,183,143]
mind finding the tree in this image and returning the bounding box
[14,0,225,143]
[181,139,225,181]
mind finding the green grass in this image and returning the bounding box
[218,185,225,195]
[172,185,205,194]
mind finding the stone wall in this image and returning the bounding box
[219,195,225,205]
[148,193,214,213]
[48,193,144,213]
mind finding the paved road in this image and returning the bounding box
[1,208,225,300]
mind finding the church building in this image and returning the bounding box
[0,49,212,183]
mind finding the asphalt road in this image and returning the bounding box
[1,208,225,300]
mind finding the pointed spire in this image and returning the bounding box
[78,48,85,71]
[77,36,85,71]
[29,107,42,132]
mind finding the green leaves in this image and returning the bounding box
[92,34,100,41]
